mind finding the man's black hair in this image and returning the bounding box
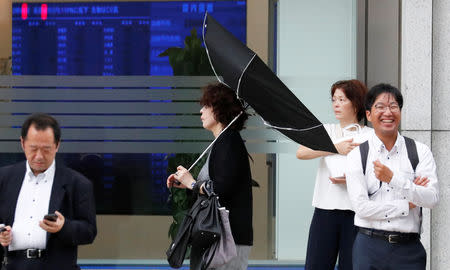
[21,113,61,143]
[365,83,403,111]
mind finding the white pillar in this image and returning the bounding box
[401,1,450,269]
[431,1,450,269]
[400,0,432,268]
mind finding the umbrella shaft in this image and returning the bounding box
[188,111,243,172]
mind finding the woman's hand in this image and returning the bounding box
[167,173,185,189]
[166,165,196,189]
[329,175,346,184]
[335,139,360,155]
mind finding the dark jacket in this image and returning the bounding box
[208,129,253,245]
[0,161,97,270]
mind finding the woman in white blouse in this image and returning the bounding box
[297,80,372,270]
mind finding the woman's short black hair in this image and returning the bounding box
[199,83,248,131]
[365,83,403,111]
[21,113,61,144]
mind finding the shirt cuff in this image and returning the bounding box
[389,172,409,190]
[398,200,410,217]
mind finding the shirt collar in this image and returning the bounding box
[26,160,56,180]
[371,131,403,154]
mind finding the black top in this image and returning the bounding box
[208,128,253,245]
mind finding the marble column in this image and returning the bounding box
[431,1,450,269]
[402,1,450,269]
[400,0,432,269]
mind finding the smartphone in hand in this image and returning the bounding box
[44,213,57,222]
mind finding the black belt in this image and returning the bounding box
[358,227,420,244]
[8,249,46,259]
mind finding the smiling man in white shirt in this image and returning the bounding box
[346,83,439,270]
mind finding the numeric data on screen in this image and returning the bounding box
[12,1,246,76]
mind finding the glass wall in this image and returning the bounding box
[1,0,361,265]
[2,0,276,264]
[10,0,247,217]
[276,0,357,261]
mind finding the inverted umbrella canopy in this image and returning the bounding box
[202,13,337,153]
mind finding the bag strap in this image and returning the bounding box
[359,140,369,175]
[1,247,7,269]
[403,136,422,234]
[359,137,418,175]
[202,180,215,198]
[404,136,419,172]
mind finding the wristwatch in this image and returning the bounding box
[191,181,197,190]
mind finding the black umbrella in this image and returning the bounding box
[202,13,337,153]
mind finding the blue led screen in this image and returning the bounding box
[12,1,246,75]
[10,1,247,215]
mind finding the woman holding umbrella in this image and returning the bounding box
[167,82,253,270]
[297,80,371,270]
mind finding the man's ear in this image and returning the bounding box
[55,141,60,152]
[366,110,372,123]
[20,136,25,151]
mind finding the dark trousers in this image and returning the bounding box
[4,256,46,270]
[352,231,426,270]
[305,208,357,270]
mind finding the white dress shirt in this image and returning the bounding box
[311,123,372,210]
[346,133,439,233]
[9,161,56,251]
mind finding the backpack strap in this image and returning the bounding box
[359,140,369,175]
[359,137,418,174]
[403,136,422,234]
[404,136,419,172]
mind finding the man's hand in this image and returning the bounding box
[408,176,429,209]
[373,160,393,183]
[39,211,65,233]
[0,226,12,247]
[413,176,429,187]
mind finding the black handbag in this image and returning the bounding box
[166,216,193,268]
[190,181,222,270]
[166,196,203,268]
[190,181,221,249]
[167,180,222,270]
